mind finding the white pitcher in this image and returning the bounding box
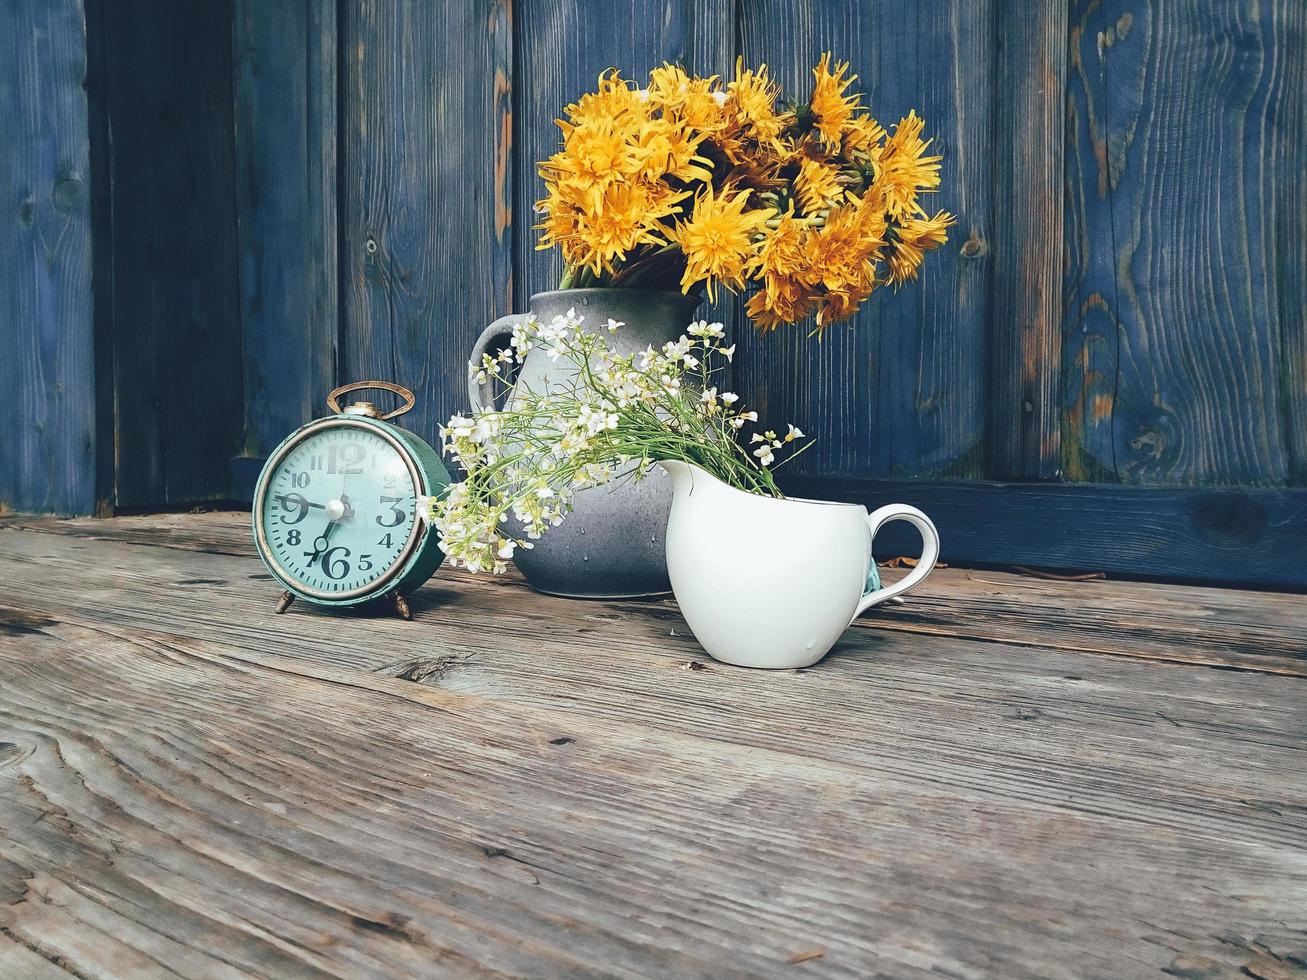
[660,461,940,669]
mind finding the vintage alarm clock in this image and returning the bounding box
[252,382,450,619]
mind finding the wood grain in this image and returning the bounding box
[233,0,339,458]
[732,0,991,481]
[339,0,513,447]
[988,0,1066,480]
[94,0,244,508]
[0,0,95,516]
[8,508,1306,670]
[0,513,1305,976]
[1063,0,1305,486]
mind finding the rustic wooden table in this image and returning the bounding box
[1,513,1304,978]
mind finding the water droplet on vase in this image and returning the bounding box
[805,639,815,649]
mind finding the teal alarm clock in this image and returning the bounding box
[252,382,450,620]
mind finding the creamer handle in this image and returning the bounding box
[855,505,940,616]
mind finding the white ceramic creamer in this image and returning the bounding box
[660,461,940,669]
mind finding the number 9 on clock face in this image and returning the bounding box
[252,414,449,606]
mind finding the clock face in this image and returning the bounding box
[256,421,421,599]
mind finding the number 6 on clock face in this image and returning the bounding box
[252,405,450,610]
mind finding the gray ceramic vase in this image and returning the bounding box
[468,289,701,598]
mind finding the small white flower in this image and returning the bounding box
[720,344,736,362]
[687,320,725,339]
[785,424,805,442]
[750,433,767,444]
[606,318,624,334]
[753,445,775,467]
[721,392,739,405]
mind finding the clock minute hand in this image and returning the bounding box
[275,493,326,510]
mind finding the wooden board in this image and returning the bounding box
[4,511,1306,678]
[233,0,339,457]
[94,0,244,508]
[1,512,1305,977]
[1063,0,1306,486]
[733,0,992,481]
[988,0,1066,480]
[0,0,95,516]
[784,477,1307,590]
[338,0,513,445]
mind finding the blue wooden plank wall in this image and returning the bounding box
[3,0,1305,585]
[0,0,96,516]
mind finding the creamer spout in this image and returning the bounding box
[657,459,693,496]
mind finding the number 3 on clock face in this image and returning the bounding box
[253,415,447,605]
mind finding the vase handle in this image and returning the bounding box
[468,314,528,413]
[856,505,940,616]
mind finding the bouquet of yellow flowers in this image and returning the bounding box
[536,55,953,333]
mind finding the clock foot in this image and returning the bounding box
[394,593,413,621]
[275,591,295,614]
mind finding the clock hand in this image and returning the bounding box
[306,517,340,566]
[275,493,326,510]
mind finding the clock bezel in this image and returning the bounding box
[253,416,427,602]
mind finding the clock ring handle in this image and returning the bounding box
[326,381,416,420]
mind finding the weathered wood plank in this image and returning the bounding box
[6,510,1305,674]
[1277,6,1307,486]
[3,519,1306,841]
[339,0,512,446]
[96,0,243,507]
[988,0,1066,480]
[0,518,1305,976]
[1063,0,1304,486]
[0,0,95,516]
[732,0,991,480]
[233,0,339,458]
[783,476,1307,590]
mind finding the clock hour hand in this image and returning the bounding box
[305,495,353,565]
[306,519,339,566]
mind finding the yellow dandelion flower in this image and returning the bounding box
[540,121,643,204]
[565,69,646,128]
[843,114,886,153]
[751,209,809,290]
[876,111,943,218]
[809,53,861,149]
[794,158,844,214]
[647,63,726,135]
[631,118,713,184]
[667,186,771,300]
[802,193,888,330]
[538,181,687,277]
[745,210,820,330]
[746,287,816,333]
[887,210,954,284]
[645,64,695,110]
[726,58,785,145]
